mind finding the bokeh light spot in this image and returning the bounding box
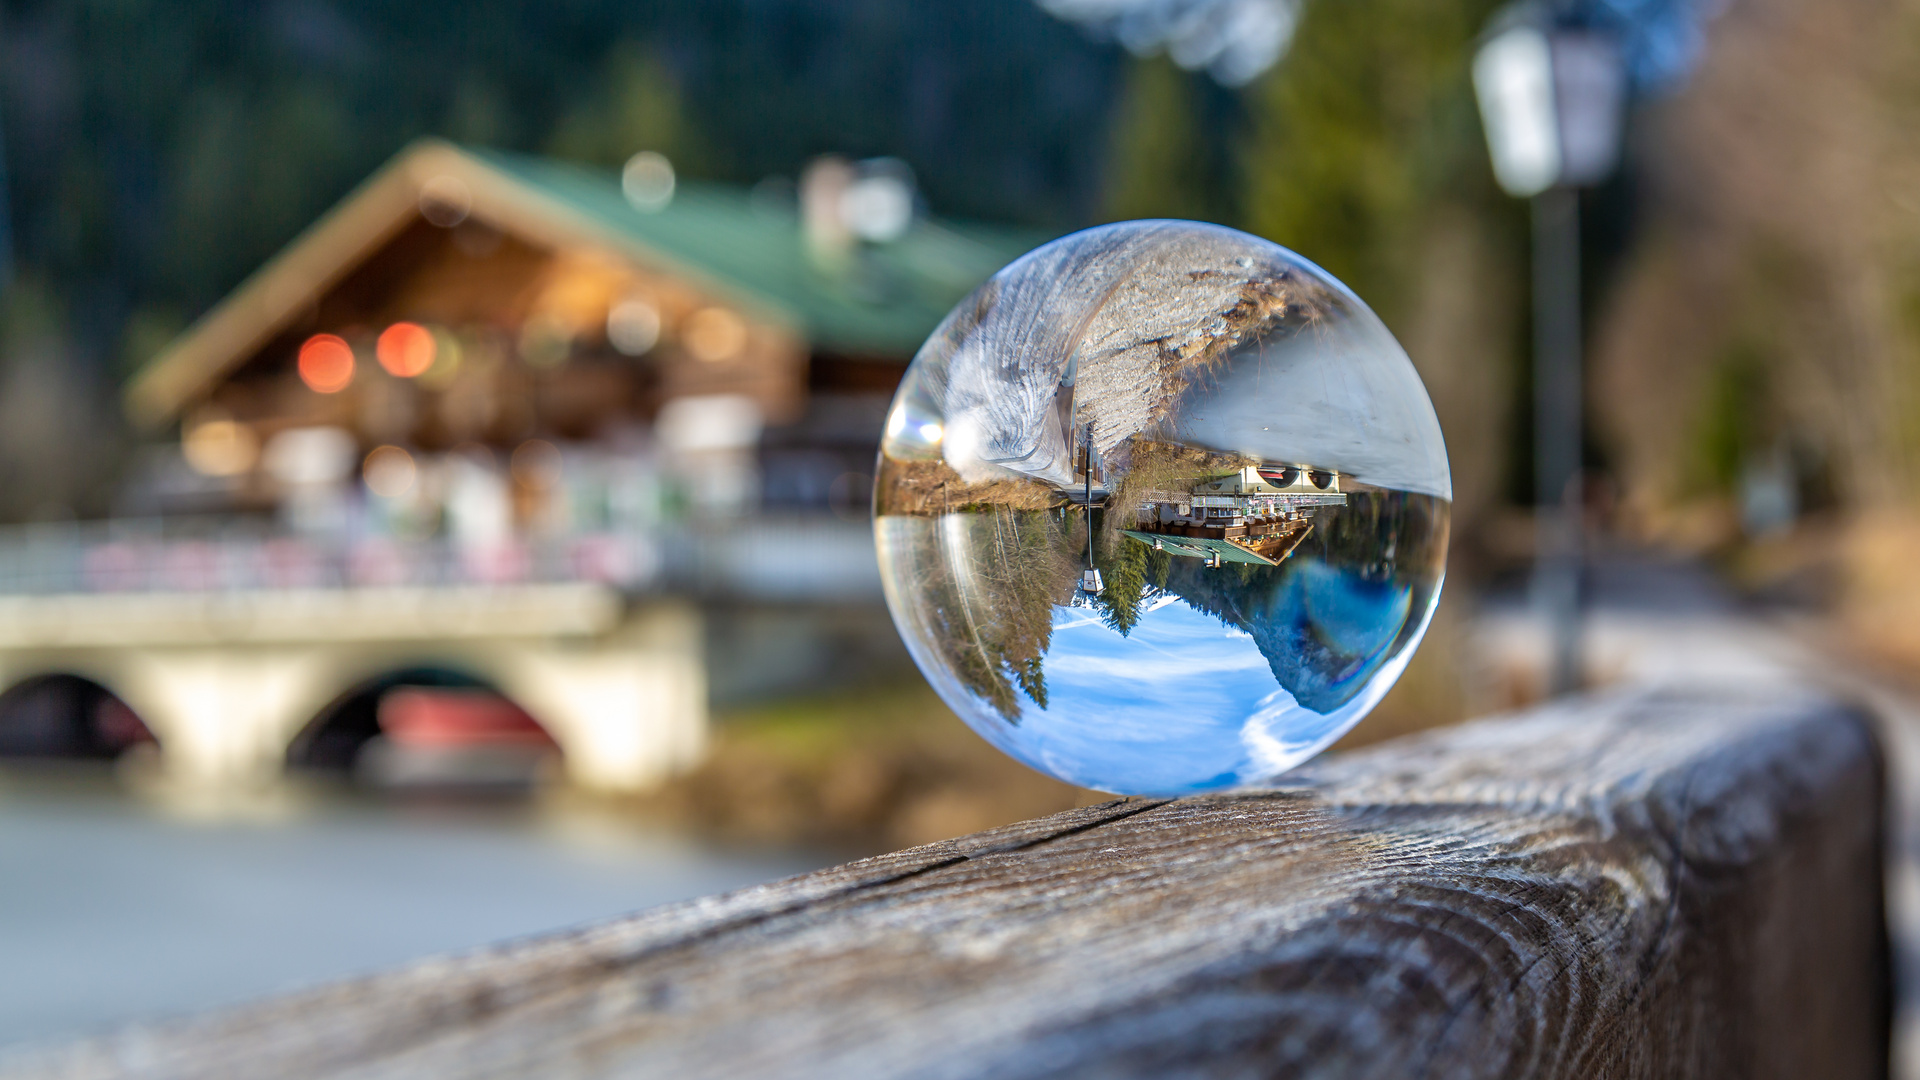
[377,322,437,377]
[684,307,748,362]
[621,152,676,211]
[182,418,259,477]
[518,314,573,368]
[607,298,662,356]
[298,334,356,394]
[510,439,563,490]
[418,175,472,227]
[363,445,417,498]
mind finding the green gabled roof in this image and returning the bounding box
[1122,531,1280,566]
[469,149,1048,358]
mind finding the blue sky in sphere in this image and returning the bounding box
[991,601,1286,793]
[972,594,1422,794]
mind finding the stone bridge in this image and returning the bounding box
[0,585,705,792]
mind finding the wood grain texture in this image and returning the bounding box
[2,686,1888,1080]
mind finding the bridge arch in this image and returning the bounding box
[0,672,157,760]
[286,665,560,790]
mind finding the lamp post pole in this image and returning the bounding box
[1474,6,1622,697]
[0,5,14,295]
[1531,186,1582,695]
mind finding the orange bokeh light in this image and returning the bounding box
[298,334,356,393]
[376,322,437,377]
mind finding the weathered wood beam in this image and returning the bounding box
[4,686,1888,1079]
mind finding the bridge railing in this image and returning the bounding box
[0,515,883,603]
[1,684,1889,1078]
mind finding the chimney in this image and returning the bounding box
[800,156,855,273]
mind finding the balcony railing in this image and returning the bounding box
[0,515,883,603]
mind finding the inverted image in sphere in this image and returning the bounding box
[875,221,1451,796]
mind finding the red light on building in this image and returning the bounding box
[376,322,436,377]
[298,334,356,393]
[378,688,557,749]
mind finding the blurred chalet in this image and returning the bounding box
[58,140,1039,598]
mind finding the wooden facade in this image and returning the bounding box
[125,141,1036,519]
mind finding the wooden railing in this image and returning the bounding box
[2,686,1888,1079]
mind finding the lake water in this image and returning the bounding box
[0,770,824,1050]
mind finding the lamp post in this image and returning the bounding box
[1473,6,1625,696]
[0,6,13,295]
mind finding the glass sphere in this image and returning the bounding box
[876,221,1450,795]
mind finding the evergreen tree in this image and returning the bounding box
[1101,55,1210,222]
[1094,526,1152,636]
[903,506,1075,724]
[547,44,712,173]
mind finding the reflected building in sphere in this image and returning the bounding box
[1126,463,1347,569]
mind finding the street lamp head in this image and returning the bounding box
[1474,22,1559,197]
[1473,4,1626,198]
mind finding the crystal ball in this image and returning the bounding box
[875,221,1450,795]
